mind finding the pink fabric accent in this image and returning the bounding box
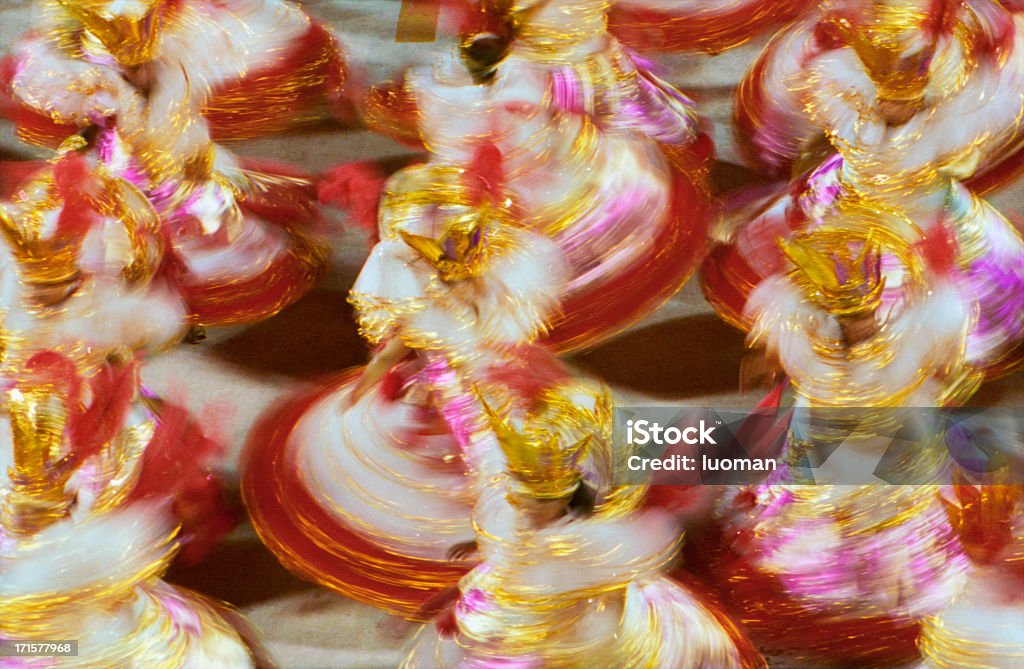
[548,67,585,115]
[420,355,479,455]
[161,590,204,636]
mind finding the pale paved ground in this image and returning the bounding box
[1,2,1022,668]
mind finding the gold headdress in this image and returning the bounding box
[942,475,1022,565]
[479,382,610,500]
[384,164,496,282]
[780,227,886,317]
[826,0,943,109]
[3,385,73,534]
[56,0,166,66]
[0,207,84,291]
[1,138,162,294]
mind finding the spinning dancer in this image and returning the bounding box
[701,215,981,665]
[244,149,575,618]
[3,0,347,325]
[704,0,1024,377]
[402,379,765,669]
[340,0,715,351]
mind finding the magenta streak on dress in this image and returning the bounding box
[420,355,482,458]
[549,56,697,146]
[549,67,585,115]
[965,252,1024,353]
[161,589,204,636]
[96,129,149,189]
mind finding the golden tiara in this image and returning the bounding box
[780,228,886,318]
[55,0,165,66]
[478,381,611,500]
[825,1,939,107]
[384,164,500,282]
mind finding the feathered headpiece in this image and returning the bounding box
[780,227,886,317]
[54,0,168,66]
[388,143,506,282]
[941,475,1021,565]
[3,350,144,535]
[4,357,75,534]
[478,380,611,500]
[0,152,95,292]
[2,143,162,294]
[824,0,956,109]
